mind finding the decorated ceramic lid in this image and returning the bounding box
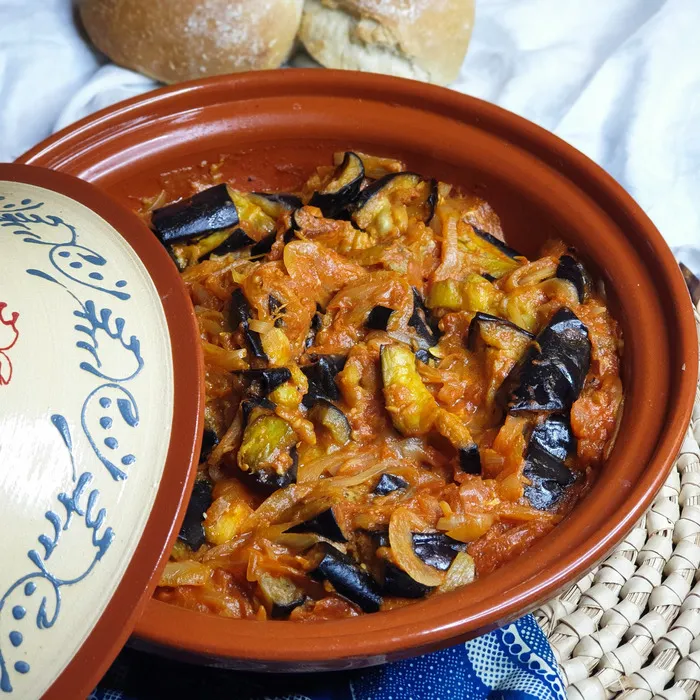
[0,164,203,699]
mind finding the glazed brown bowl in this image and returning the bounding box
[19,70,698,672]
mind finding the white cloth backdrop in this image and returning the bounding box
[0,0,698,267]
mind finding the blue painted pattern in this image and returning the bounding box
[0,194,146,694]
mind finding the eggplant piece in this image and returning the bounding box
[250,232,277,257]
[369,530,464,596]
[202,227,254,258]
[408,287,439,346]
[470,224,522,260]
[529,414,576,462]
[200,428,219,462]
[301,355,347,406]
[371,531,466,571]
[177,478,213,550]
[383,562,432,598]
[459,444,481,475]
[524,448,575,510]
[237,368,292,396]
[373,473,409,496]
[414,349,433,365]
[426,179,438,223]
[257,573,306,619]
[241,396,276,424]
[304,305,325,350]
[309,151,365,218]
[506,308,591,413]
[411,533,468,571]
[268,294,285,328]
[457,224,523,279]
[229,288,269,362]
[467,312,534,352]
[289,507,347,542]
[238,403,298,491]
[523,415,577,510]
[152,183,238,244]
[381,344,437,436]
[308,399,352,445]
[556,254,591,303]
[307,542,383,613]
[249,192,303,219]
[352,172,433,232]
[366,305,394,331]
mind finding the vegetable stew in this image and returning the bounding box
[148,151,623,621]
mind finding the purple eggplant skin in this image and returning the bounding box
[352,172,428,224]
[289,508,347,542]
[373,473,409,496]
[366,305,394,331]
[470,224,523,260]
[229,288,269,362]
[459,444,481,475]
[524,415,576,510]
[250,192,303,216]
[524,448,575,510]
[556,254,591,303]
[371,531,466,571]
[308,399,352,445]
[240,396,276,424]
[236,368,292,396]
[506,307,591,414]
[309,151,365,218]
[414,349,432,365]
[251,444,299,492]
[426,179,438,223]
[177,479,213,551]
[152,183,239,244]
[250,232,277,257]
[383,562,432,598]
[200,428,220,462]
[308,542,383,613]
[411,533,467,571]
[466,312,534,352]
[238,396,298,492]
[200,228,255,260]
[301,355,347,407]
[409,287,439,345]
[529,414,577,461]
[268,294,286,327]
[304,305,325,349]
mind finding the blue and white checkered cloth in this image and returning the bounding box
[90,614,565,700]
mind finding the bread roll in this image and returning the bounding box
[298,0,474,86]
[79,0,304,84]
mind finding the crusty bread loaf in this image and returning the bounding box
[79,0,304,84]
[298,0,474,85]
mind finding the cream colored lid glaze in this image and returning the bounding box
[0,181,174,699]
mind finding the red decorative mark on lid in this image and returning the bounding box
[0,302,19,386]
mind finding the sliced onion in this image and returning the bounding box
[242,483,315,530]
[444,513,495,543]
[273,532,325,551]
[249,318,275,334]
[319,460,400,490]
[389,508,445,587]
[207,411,244,471]
[438,552,475,593]
[159,560,211,587]
[201,533,251,562]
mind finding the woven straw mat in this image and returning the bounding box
[535,301,700,699]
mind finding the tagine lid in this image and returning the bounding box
[0,164,203,700]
